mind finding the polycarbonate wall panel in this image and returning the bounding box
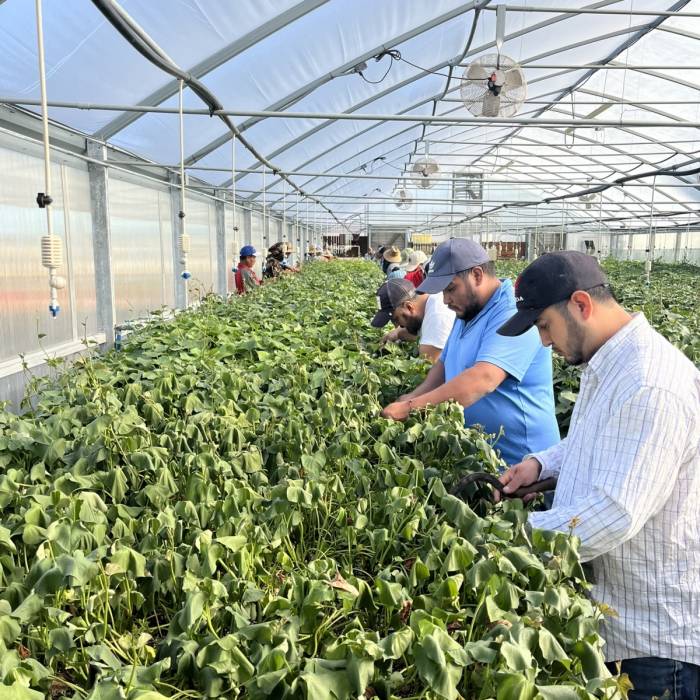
[185,196,217,296]
[269,218,282,245]
[250,212,264,277]
[109,176,174,323]
[0,137,98,364]
[224,205,244,293]
[158,191,175,307]
[64,166,99,337]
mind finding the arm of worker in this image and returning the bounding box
[494,440,569,504]
[418,344,442,364]
[382,361,504,421]
[380,327,417,347]
[498,438,570,493]
[527,387,692,562]
[381,360,446,419]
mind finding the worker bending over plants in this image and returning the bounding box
[382,238,559,467]
[372,278,454,363]
[234,245,261,295]
[496,251,700,700]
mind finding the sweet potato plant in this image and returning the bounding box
[0,262,621,699]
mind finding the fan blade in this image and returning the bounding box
[482,92,501,118]
[504,68,524,91]
[466,63,490,81]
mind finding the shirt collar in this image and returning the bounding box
[586,312,648,379]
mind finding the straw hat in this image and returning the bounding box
[405,250,428,271]
[383,246,402,264]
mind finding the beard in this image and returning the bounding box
[404,316,423,335]
[456,290,483,322]
[559,307,588,365]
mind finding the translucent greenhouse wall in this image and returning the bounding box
[0,131,318,410]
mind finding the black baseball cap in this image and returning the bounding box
[497,251,609,337]
[371,279,417,328]
[417,238,490,294]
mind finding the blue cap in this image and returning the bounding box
[240,245,257,257]
[416,238,490,294]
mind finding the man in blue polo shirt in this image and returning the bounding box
[381,238,559,466]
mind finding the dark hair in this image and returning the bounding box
[553,284,617,312]
[456,261,497,279]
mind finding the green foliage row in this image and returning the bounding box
[0,262,620,699]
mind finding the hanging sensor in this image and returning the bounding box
[35,0,64,318]
[180,232,191,279]
[41,233,65,317]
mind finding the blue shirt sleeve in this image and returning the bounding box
[475,305,543,382]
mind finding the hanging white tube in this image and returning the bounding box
[35,0,64,318]
[178,80,191,301]
[262,164,267,249]
[646,177,656,285]
[231,134,237,268]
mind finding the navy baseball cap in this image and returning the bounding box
[371,279,417,328]
[498,251,609,337]
[416,238,490,294]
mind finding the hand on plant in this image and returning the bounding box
[495,457,542,503]
[379,328,402,347]
[381,400,412,421]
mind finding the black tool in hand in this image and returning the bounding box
[451,471,557,503]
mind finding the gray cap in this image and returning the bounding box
[371,278,417,328]
[416,238,490,294]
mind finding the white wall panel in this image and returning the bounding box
[0,138,97,364]
[185,196,217,296]
[109,176,174,323]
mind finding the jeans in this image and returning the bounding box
[606,657,700,700]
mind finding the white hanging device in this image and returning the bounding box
[36,0,65,317]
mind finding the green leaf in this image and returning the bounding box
[49,626,75,652]
[0,683,44,700]
[376,579,404,608]
[380,627,414,660]
[215,535,247,552]
[538,628,570,665]
[500,640,534,672]
[497,673,537,700]
[572,640,608,682]
[109,547,147,578]
[536,686,581,700]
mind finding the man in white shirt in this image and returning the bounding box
[496,251,700,700]
[372,278,455,363]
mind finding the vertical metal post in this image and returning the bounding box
[646,176,656,284]
[86,141,116,345]
[674,226,684,263]
[214,193,227,296]
[168,172,187,308]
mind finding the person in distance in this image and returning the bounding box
[234,245,261,295]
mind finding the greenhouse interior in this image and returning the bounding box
[0,1,699,699]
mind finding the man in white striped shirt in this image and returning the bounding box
[497,251,700,700]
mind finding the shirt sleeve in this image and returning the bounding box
[420,296,455,350]
[529,386,692,562]
[526,439,569,479]
[476,313,544,382]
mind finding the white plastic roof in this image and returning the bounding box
[1,0,699,233]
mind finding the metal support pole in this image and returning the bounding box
[214,193,227,296]
[86,141,116,346]
[674,227,684,263]
[646,177,656,284]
